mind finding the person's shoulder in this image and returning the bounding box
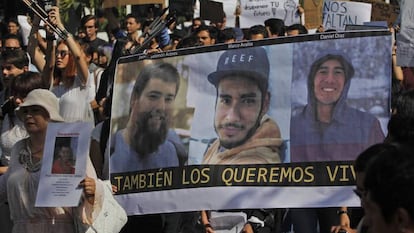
[10,137,28,154]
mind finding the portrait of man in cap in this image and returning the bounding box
[202,46,283,165]
[200,46,283,233]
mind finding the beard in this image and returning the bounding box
[131,109,169,155]
[216,121,259,149]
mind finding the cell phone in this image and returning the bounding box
[338,230,347,233]
[42,0,55,12]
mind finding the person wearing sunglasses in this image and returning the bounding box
[32,6,95,123]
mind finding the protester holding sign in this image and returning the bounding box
[110,62,185,233]
[0,89,105,233]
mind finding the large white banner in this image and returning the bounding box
[110,31,391,215]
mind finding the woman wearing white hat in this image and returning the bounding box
[0,89,105,233]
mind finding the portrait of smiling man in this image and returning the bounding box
[289,51,386,233]
[110,62,183,172]
[290,51,385,163]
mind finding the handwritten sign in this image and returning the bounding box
[322,0,372,31]
[238,0,301,27]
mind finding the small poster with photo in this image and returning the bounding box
[35,122,93,207]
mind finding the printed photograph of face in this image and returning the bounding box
[214,75,268,149]
[181,45,292,165]
[290,37,391,162]
[51,137,76,175]
[313,59,346,106]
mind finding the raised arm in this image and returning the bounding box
[26,15,46,72]
[41,21,56,89]
[49,6,89,85]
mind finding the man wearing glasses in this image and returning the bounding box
[2,34,23,52]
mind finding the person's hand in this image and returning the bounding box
[241,223,254,233]
[80,176,96,204]
[205,225,215,233]
[111,184,118,193]
[317,24,325,33]
[48,6,64,29]
[297,5,305,15]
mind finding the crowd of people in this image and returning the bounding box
[0,1,413,233]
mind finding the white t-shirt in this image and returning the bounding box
[52,74,95,123]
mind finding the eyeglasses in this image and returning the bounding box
[56,50,69,58]
[84,25,95,29]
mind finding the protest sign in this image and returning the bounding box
[322,0,372,31]
[351,0,400,27]
[239,0,301,27]
[36,122,93,207]
[210,0,301,28]
[110,31,391,215]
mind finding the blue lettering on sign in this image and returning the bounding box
[324,13,357,28]
[323,1,347,14]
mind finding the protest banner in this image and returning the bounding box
[109,30,391,215]
[322,0,372,31]
[396,0,414,67]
